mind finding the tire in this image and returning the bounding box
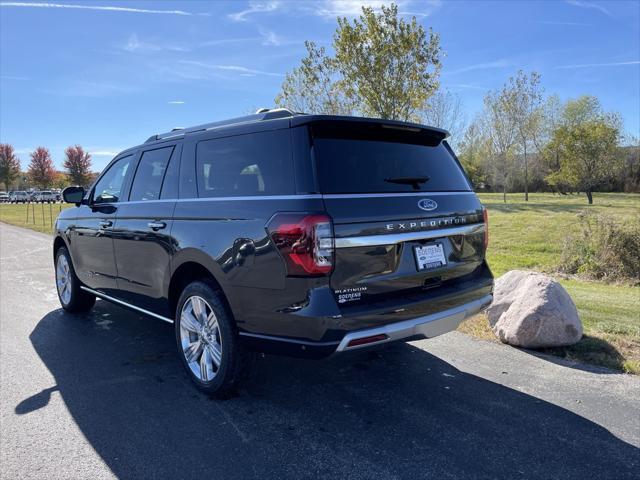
[175,281,248,397]
[55,246,96,313]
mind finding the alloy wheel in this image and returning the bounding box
[179,295,223,382]
[56,254,72,305]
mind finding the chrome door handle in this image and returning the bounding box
[99,220,113,228]
[148,221,166,230]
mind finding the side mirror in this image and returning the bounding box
[62,186,85,205]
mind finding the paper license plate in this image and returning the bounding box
[414,243,447,271]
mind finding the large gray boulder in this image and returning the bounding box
[486,270,582,348]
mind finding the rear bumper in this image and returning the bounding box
[335,294,492,352]
[238,262,493,358]
[239,289,493,359]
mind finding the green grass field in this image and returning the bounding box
[1,193,639,372]
[0,202,68,234]
[460,192,639,373]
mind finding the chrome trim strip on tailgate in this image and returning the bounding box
[323,191,475,198]
[335,294,492,352]
[334,223,485,248]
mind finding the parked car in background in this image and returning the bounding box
[36,191,57,203]
[0,192,9,203]
[54,108,493,396]
[28,191,39,202]
[10,191,29,203]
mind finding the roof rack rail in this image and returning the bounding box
[144,108,297,143]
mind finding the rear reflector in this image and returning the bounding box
[482,207,489,251]
[346,333,389,348]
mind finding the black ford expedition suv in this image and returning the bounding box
[54,109,493,396]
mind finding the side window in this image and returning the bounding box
[129,146,174,201]
[93,155,133,204]
[160,144,181,199]
[195,130,294,197]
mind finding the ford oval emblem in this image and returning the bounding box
[418,199,438,211]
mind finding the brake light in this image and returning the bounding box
[267,213,334,276]
[482,207,489,250]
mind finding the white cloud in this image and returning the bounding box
[565,0,613,18]
[555,60,640,69]
[0,2,201,15]
[259,28,284,46]
[536,20,590,26]
[444,59,511,76]
[227,0,440,22]
[168,101,185,104]
[179,60,282,78]
[200,37,260,47]
[315,0,441,18]
[124,33,159,52]
[199,31,294,48]
[228,1,280,21]
[89,151,118,156]
[123,33,189,53]
[449,83,487,91]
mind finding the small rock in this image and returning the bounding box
[486,270,583,348]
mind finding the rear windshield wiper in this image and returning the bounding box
[383,176,430,190]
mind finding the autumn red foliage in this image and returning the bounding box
[0,143,21,190]
[28,147,56,188]
[63,145,93,186]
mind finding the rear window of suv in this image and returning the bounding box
[312,123,471,194]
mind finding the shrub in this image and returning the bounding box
[559,211,640,284]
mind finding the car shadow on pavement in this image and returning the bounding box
[23,300,639,479]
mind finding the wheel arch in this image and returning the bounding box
[52,235,69,261]
[167,249,235,321]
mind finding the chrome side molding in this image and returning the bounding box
[334,223,485,248]
[80,286,174,324]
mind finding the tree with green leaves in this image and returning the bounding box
[482,85,518,202]
[536,95,563,186]
[503,71,543,201]
[0,143,21,191]
[546,96,621,204]
[275,4,442,121]
[457,119,488,188]
[275,41,353,115]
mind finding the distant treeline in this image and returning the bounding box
[0,144,98,191]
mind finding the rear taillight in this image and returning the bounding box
[267,213,334,276]
[482,207,489,251]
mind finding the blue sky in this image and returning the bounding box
[1,0,639,171]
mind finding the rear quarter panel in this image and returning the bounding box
[170,197,327,332]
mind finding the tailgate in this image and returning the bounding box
[325,193,486,305]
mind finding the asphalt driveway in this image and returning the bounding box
[1,222,638,479]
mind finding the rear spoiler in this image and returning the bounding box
[295,115,449,147]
